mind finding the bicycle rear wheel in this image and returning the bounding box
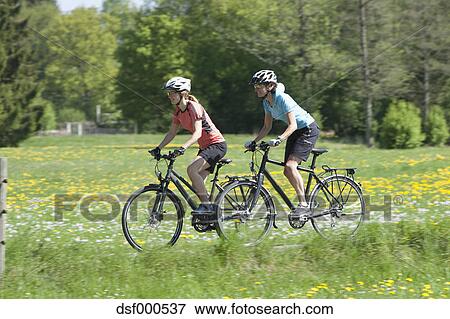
[122,185,184,251]
[309,175,365,238]
[215,180,275,245]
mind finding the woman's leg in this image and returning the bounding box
[283,154,307,206]
[199,168,210,182]
[283,125,319,207]
[187,156,211,203]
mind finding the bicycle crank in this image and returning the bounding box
[191,213,216,232]
[288,213,310,229]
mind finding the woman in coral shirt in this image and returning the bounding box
[149,77,227,214]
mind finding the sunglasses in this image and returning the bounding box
[253,83,267,89]
[166,90,179,96]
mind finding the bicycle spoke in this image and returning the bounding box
[224,191,243,210]
[342,183,353,205]
[338,181,352,205]
[244,188,256,208]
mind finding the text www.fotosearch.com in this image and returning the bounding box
[195,303,333,315]
[115,302,334,316]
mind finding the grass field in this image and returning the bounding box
[0,134,448,298]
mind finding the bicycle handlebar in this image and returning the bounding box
[150,150,183,161]
[245,141,271,153]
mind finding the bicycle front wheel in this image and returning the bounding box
[309,175,365,239]
[122,185,184,251]
[215,180,275,245]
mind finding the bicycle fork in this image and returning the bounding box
[245,174,278,229]
[149,169,173,225]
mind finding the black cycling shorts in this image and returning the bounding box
[284,122,320,163]
[197,141,227,173]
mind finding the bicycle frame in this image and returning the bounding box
[249,145,344,213]
[156,156,226,211]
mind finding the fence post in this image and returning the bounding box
[0,158,7,276]
[66,122,72,135]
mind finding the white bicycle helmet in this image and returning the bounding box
[163,76,191,92]
[249,70,277,85]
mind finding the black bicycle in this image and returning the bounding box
[121,150,232,251]
[214,141,366,244]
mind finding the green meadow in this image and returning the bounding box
[0,134,448,298]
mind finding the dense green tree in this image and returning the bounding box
[148,0,348,133]
[425,105,449,146]
[102,0,137,31]
[29,96,56,130]
[25,0,56,5]
[116,11,187,132]
[176,0,271,133]
[379,100,424,149]
[22,1,59,81]
[395,0,450,127]
[0,0,42,146]
[296,0,362,137]
[42,8,119,122]
[3,0,446,146]
[103,0,132,13]
[22,0,60,131]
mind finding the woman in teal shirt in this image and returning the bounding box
[245,70,320,216]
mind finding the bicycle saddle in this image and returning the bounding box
[219,158,232,165]
[311,148,328,155]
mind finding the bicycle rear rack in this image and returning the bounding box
[320,165,357,180]
[225,175,255,182]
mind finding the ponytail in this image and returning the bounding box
[180,91,199,103]
[188,94,199,103]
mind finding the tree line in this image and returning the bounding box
[0,0,448,147]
